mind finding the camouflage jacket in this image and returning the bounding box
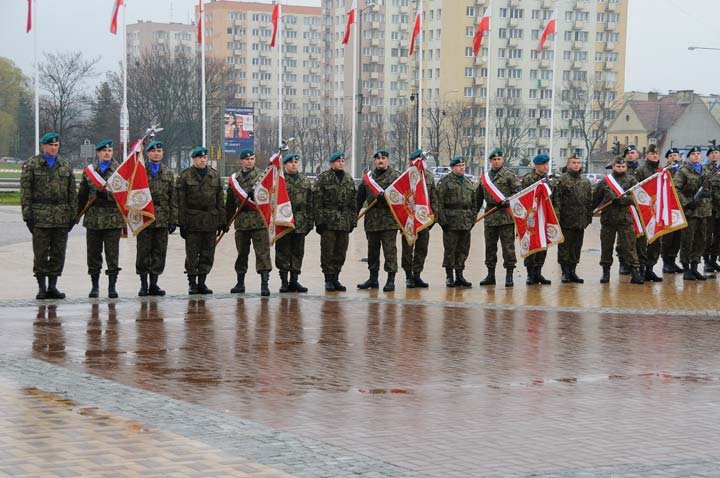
[20,154,77,228]
[77,161,125,229]
[477,167,521,227]
[425,170,439,228]
[285,172,314,234]
[146,163,177,228]
[674,163,712,218]
[593,172,638,226]
[553,170,593,230]
[176,166,225,231]
[357,167,401,232]
[436,173,479,231]
[313,169,357,232]
[226,167,265,231]
[635,160,661,183]
[703,163,720,216]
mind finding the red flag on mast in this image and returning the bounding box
[197,0,203,44]
[110,0,123,35]
[270,4,280,48]
[409,6,421,56]
[341,0,357,46]
[472,8,491,56]
[537,12,557,52]
[26,0,32,33]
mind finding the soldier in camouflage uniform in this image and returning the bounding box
[593,157,644,284]
[275,153,313,293]
[476,149,520,287]
[356,150,401,292]
[436,156,478,288]
[225,149,271,296]
[176,146,225,294]
[77,140,125,298]
[402,149,438,288]
[136,141,177,297]
[633,144,663,282]
[615,145,641,275]
[702,145,720,273]
[21,132,77,300]
[553,154,593,284]
[661,147,684,273]
[521,153,554,286]
[674,146,712,280]
[313,151,357,292]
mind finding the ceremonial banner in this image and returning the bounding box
[358,170,384,219]
[509,181,564,258]
[537,12,556,52]
[604,174,644,237]
[106,139,155,235]
[269,4,280,48]
[110,0,123,34]
[385,158,434,245]
[83,164,107,190]
[228,172,257,209]
[341,0,356,45]
[409,5,421,56]
[472,8,490,56]
[631,169,687,244]
[254,153,294,244]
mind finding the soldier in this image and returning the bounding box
[702,145,720,273]
[674,146,712,280]
[275,153,313,293]
[77,140,125,298]
[21,132,77,299]
[357,150,401,292]
[661,147,684,273]
[617,145,641,275]
[401,149,438,288]
[477,149,520,287]
[136,141,177,297]
[225,149,271,297]
[436,156,478,288]
[593,157,644,284]
[313,151,357,292]
[553,153,593,283]
[176,146,225,294]
[521,153,554,285]
[633,144,663,282]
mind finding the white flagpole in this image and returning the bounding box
[201,0,206,147]
[121,0,128,160]
[483,1,492,172]
[278,1,283,145]
[417,0,423,150]
[33,0,39,154]
[548,5,559,172]
[350,5,357,180]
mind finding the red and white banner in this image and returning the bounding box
[472,8,491,56]
[341,0,356,46]
[26,0,32,33]
[254,153,295,244]
[509,181,564,258]
[409,6,421,56]
[537,12,556,52]
[481,171,507,204]
[83,164,107,190]
[110,0,123,35]
[229,173,257,209]
[385,159,434,245]
[269,4,280,48]
[197,0,203,44]
[604,174,644,237]
[363,170,384,196]
[631,170,688,244]
[106,139,155,235]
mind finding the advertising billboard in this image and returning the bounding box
[224,106,254,154]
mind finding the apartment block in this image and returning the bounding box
[127,21,197,58]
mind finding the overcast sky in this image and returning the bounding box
[1,0,719,94]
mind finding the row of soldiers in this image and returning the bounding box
[20,131,720,300]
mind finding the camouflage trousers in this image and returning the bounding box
[401,228,430,273]
[320,230,349,274]
[234,228,271,273]
[557,228,584,266]
[704,215,720,256]
[275,232,306,272]
[636,235,661,267]
[136,227,169,275]
[86,228,122,275]
[365,230,398,273]
[484,224,517,269]
[32,227,68,277]
[600,223,639,267]
[442,229,471,270]
[680,216,708,264]
[662,230,681,258]
[524,250,547,268]
[184,230,217,275]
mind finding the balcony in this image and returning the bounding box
[571,60,585,69]
[573,20,585,30]
[371,38,382,47]
[538,59,551,69]
[369,71,380,80]
[474,55,487,66]
[473,96,486,106]
[542,0,554,7]
[474,75,486,86]
[606,2,618,11]
[505,58,520,68]
[507,37,520,48]
[505,77,519,87]
[605,41,616,51]
[606,21,617,30]
[603,61,614,70]
[574,0,586,10]
[508,0,520,6]
[508,17,520,27]
[572,40,584,50]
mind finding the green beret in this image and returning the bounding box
[145,140,163,152]
[613,157,626,165]
[687,146,702,157]
[329,151,345,163]
[239,149,254,159]
[373,150,390,159]
[40,132,59,144]
[488,148,504,159]
[646,144,658,154]
[665,147,679,158]
[532,153,550,165]
[95,139,113,151]
[190,146,209,158]
[707,145,720,154]
[283,153,300,164]
[623,145,637,156]
[449,156,465,167]
[409,149,424,160]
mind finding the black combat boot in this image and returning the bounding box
[662,256,676,274]
[711,255,720,272]
[357,270,380,289]
[260,271,270,296]
[691,262,707,281]
[618,261,630,275]
[535,267,551,285]
[630,267,645,284]
[560,265,572,284]
[148,273,165,296]
[383,272,396,292]
[35,275,47,300]
[289,272,308,292]
[569,265,584,284]
[89,273,100,298]
[197,274,213,294]
[703,255,717,274]
[46,276,66,299]
[188,275,200,294]
[682,263,695,281]
[324,273,336,291]
[670,257,684,273]
[138,274,149,297]
[600,266,611,283]
[405,271,416,288]
[505,268,514,287]
[644,265,663,282]
[108,273,119,299]
[414,271,429,288]
[479,268,495,286]
[445,268,455,287]
[455,269,472,288]
[332,273,347,291]
[526,266,538,285]
[230,273,245,293]
[279,270,290,293]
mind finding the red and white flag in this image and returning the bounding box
[509,181,564,258]
[537,12,557,52]
[409,6,421,56]
[110,0,123,35]
[603,174,644,237]
[473,8,491,56]
[341,0,356,46]
[26,0,32,33]
[481,171,507,204]
[358,170,385,219]
[197,0,203,43]
[384,158,434,245]
[83,164,107,190]
[269,4,280,48]
[106,139,155,235]
[254,154,295,244]
[631,170,687,244]
[229,173,258,209]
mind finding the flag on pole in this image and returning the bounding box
[509,181,564,258]
[473,8,491,56]
[341,0,357,46]
[480,171,507,204]
[631,169,687,244]
[83,165,108,190]
[26,0,32,33]
[384,158,434,245]
[409,6,421,56]
[358,170,384,219]
[537,12,557,52]
[110,0,123,35]
[270,3,280,48]
[106,139,155,235]
[254,153,295,244]
[229,173,258,209]
[197,0,203,43]
[603,174,644,237]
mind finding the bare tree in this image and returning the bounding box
[491,95,533,167]
[388,108,413,167]
[443,99,478,169]
[425,104,447,164]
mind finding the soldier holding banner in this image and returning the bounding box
[633,144,663,282]
[703,145,720,273]
[661,147,684,273]
[520,154,554,285]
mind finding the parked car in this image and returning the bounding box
[583,173,603,185]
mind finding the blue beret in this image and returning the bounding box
[145,140,163,152]
[623,145,637,156]
[239,149,254,159]
[283,153,300,164]
[449,156,465,167]
[191,146,209,158]
[665,147,679,158]
[40,132,59,144]
[329,151,345,163]
[373,150,390,159]
[532,153,550,165]
[409,149,424,160]
[95,139,113,151]
[488,148,504,159]
[686,146,702,157]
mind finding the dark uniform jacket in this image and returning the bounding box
[635,160,660,183]
[436,174,479,231]
[553,170,593,230]
[146,163,178,228]
[357,167,400,232]
[477,167,521,227]
[313,169,357,232]
[77,161,124,229]
[593,172,638,226]
[674,163,712,218]
[703,162,720,218]
[226,167,265,230]
[21,155,77,227]
[285,172,314,234]
[176,166,225,231]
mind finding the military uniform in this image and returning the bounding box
[662,150,683,273]
[702,159,720,271]
[634,158,662,280]
[401,169,438,287]
[520,167,554,285]
[553,168,592,283]
[674,156,712,279]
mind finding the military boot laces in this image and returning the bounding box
[138,274,149,297]
[230,273,245,293]
[148,273,165,296]
[89,273,100,298]
[260,271,270,297]
[279,270,291,293]
[289,272,308,293]
[357,271,379,289]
